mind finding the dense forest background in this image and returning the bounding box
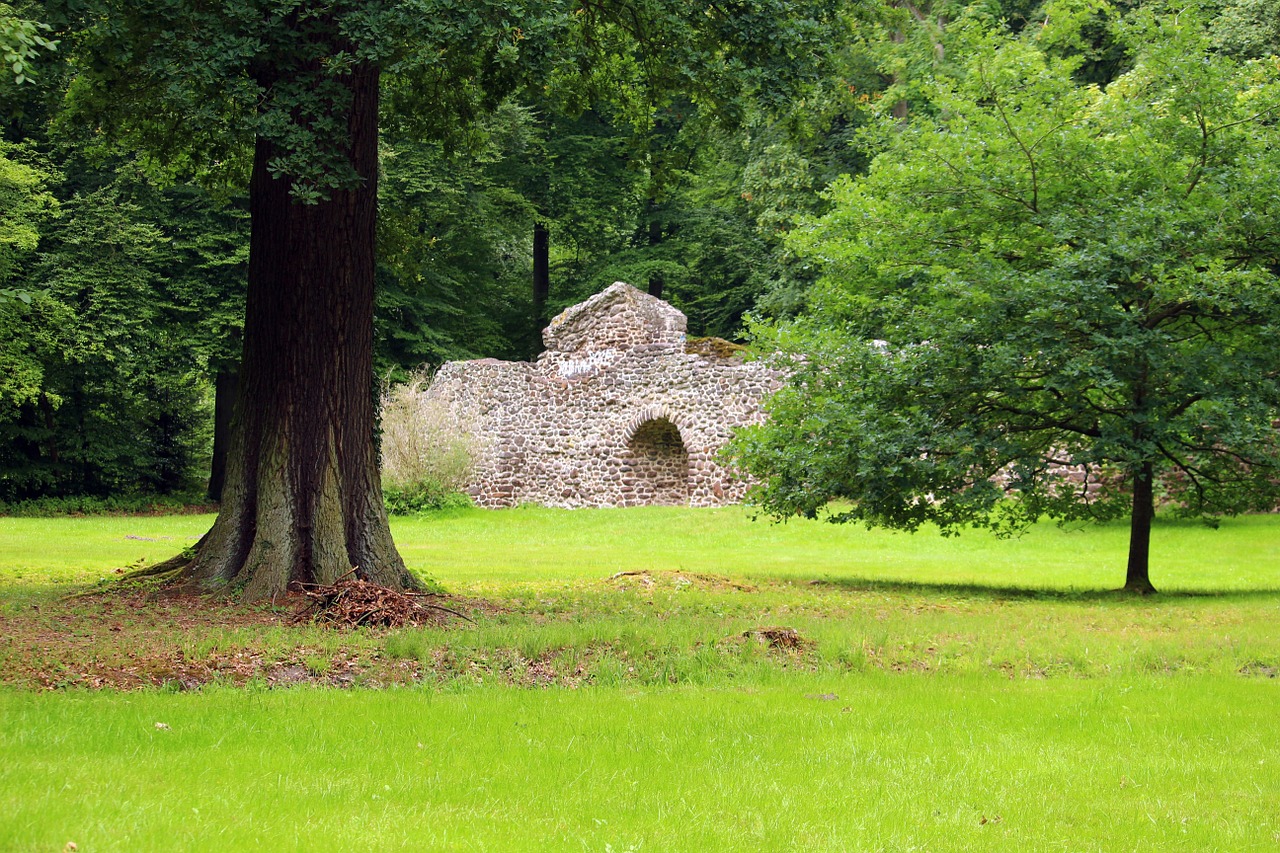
[1,0,1276,504]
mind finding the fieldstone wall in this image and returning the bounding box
[421,282,786,508]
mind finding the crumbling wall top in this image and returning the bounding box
[415,280,787,509]
[541,281,686,356]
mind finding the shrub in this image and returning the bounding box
[382,481,474,515]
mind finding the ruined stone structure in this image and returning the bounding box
[421,282,786,508]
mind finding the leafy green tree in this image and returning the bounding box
[144,182,248,501]
[0,183,203,498]
[0,116,247,502]
[0,140,55,302]
[502,102,646,353]
[376,102,539,368]
[3,0,254,501]
[1211,0,1280,58]
[544,67,869,338]
[732,10,1280,593]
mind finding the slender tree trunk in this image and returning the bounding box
[646,202,664,299]
[888,2,943,120]
[37,391,59,466]
[152,406,183,494]
[1124,460,1157,594]
[532,220,550,355]
[207,366,238,503]
[890,29,908,120]
[176,64,418,600]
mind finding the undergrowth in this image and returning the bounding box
[0,492,213,517]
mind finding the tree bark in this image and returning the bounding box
[890,28,908,121]
[177,64,418,600]
[1124,460,1157,594]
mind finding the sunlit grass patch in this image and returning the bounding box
[389,505,1280,592]
[3,506,1278,595]
[2,676,1278,851]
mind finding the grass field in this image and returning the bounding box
[4,677,1278,851]
[4,505,1278,591]
[2,506,1279,850]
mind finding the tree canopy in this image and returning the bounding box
[731,7,1280,592]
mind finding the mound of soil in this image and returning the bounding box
[743,626,812,650]
[684,336,747,361]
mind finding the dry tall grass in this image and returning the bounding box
[379,369,478,503]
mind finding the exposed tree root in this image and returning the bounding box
[124,557,192,580]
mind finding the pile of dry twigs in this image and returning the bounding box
[291,574,470,629]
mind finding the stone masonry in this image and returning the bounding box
[421,282,787,508]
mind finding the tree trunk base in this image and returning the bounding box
[125,509,422,602]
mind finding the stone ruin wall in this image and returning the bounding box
[421,282,787,509]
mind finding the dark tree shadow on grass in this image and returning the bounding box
[795,576,1280,604]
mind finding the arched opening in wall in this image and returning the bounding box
[622,418,689,506]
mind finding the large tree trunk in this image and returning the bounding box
[1124,460,1157,594]
[177,64,418,600]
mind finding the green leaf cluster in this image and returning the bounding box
[0,139,55,292]
[0,2,56,84]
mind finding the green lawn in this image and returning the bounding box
[2,507,1278,850]
[390,505,1280,591]
[3,677,1278,851]
[2,504,1277,591]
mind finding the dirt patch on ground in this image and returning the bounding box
[1239,661,1278,678]
[684,336,747,360]
[13,645,398,691]
[27,587,288,633]
[607,569,757,593]
[0,583,485,691]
